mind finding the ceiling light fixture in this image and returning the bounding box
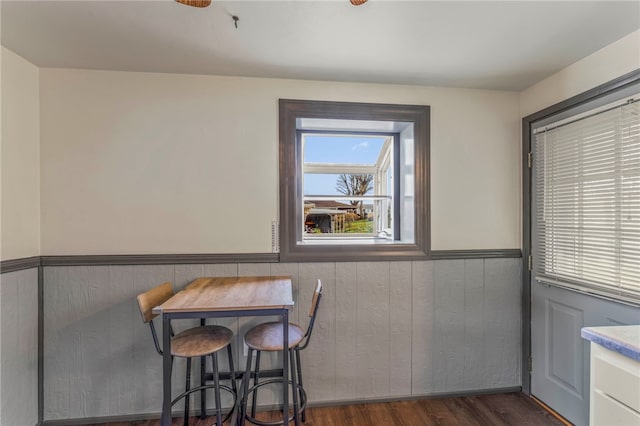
[350,0,368,5]
[175,0,212,7]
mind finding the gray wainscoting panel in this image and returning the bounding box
[389,261,413,396]
[131,265,176,414]
[0,274,1,424]
[298,262,337,402]
[43,265,178,420]
[355,262,391,398]
[463,259,486,390]
[1,268,39,426]
[484,258,522,388]
[42,258,522,422]
[411,260,435,394]
[334,262,358,400]
[433,259,466,391]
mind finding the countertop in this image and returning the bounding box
[581,325,640,362]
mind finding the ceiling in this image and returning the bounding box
[2,1,639,91]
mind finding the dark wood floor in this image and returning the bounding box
[84,392,566,426]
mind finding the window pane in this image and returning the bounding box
[302,133,393,241]
[303,135,386,164]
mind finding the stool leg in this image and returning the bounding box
[227,344,237,396]
[241,348,254,424]
[295,349,305,422]
[200,356,206,419]
[212,353,222,426]
[184,357,192,426]
[251,350,261,418]
[199,319,206,420]
[289,349,300,426]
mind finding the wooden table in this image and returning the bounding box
[152,276,295,426]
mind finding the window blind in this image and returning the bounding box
[533,98,640,303]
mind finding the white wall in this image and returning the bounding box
[0,47,40,426]
[39,69,520,254]
[1,47,40,261]
[518,30,639,248]
[520,30,640,117]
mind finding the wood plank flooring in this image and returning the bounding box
[83,392,565,426]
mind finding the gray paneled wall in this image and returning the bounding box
[0,267,39,426]
[42,258,521,422]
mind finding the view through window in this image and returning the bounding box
[302,133,394,241]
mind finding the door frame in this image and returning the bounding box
[520,69,640,394]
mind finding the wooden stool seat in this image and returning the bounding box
[244,322,305,351]
[171,325,234,358]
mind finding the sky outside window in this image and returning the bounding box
[303,135,386,195]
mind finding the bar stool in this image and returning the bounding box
[240,279,323,425]
[136,282,237,426]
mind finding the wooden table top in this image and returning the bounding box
[152,276,294,314]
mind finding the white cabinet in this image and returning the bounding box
[590,344,640,425]
[582,326,640,426]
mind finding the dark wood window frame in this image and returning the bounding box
[279,99,431,262]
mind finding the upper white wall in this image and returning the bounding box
[39,69,520,254]
[520,30,640,117]
[1,47,40,261]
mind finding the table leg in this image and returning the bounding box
[283,309,289,425]
[162,314,172,426]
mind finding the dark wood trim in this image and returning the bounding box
[520,68,640,395]
[279,99,431,262]
[40,253,280,267]
[3,249,521,270]
[522,111,533,395]
[280,245,433,263]
[430,249,522,260]
[522,69,640,124]
[0,256,41,273]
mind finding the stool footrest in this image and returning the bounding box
[171,383,237,423]
[243,378,307,426]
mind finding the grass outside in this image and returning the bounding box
[344,219,373,233]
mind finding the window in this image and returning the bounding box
[533,95,640,303]
[279,99,430,262]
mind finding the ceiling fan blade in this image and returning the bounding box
[350,0,368,5]
[175,0,212,7]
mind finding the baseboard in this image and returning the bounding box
[42,409,211,426]
[530,395,572,426]
[304,386,523,409]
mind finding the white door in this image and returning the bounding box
[529,88,640,425]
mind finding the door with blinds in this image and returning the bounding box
[530,90,640,425]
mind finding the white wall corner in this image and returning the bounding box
[519,30,640,118]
